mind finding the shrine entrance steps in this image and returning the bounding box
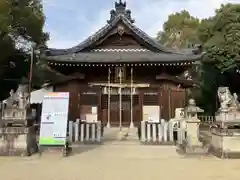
[68,120,140,145]
[68,120,185,145]
[103,127,139,145]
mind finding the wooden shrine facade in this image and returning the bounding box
[40,1,203,127]
[47,65,195,127]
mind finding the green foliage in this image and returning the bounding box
[196,4,240,114]
[0,50,29,100]
[157,4,240,114]
[196,64,229,114]
[156,10,201,49]
[0,0,48,100]
[199,4,240,71]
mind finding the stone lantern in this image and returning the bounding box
[183,99,205,153]
[185,99,204,119]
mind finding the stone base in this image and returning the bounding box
[209,146,240,159]
[140,141,175,146]
[215,110,240,124]
[178,144,210,156]
[211,130,240,159]
[0,127,38,156]
[0,148,31,156]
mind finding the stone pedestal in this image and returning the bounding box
[216,108,240,125]
[182,119,208,154]
[185,119,202,147]
[211,127,240,158]
[180,99,207,154]
[207,87,240,158]
[212,107,240,158]
[0,127,38,156]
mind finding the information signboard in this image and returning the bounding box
[39,92,69,146]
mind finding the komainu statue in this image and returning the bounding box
[217,87,239,110]
[5,84,29,109]
[15,84,29,109]
[5,89,15,108]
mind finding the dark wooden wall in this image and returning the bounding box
[54,80,187,126]
[54,80,79,121]
[161,84,186,119]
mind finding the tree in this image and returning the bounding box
[199,4,240,72]
[156,10,201,49]
[196,3,240,113]
[0,0,48,100]
[156,5,240,114]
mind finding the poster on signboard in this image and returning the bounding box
[142,106,160,123]
[39,92,69,146]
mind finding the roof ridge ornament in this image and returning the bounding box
[107,0,135,24]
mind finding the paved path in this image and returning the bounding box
[1,128,240,180]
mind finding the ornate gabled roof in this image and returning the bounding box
[44,16,171,56]
[108,0,134,24]
[42,1,203,63]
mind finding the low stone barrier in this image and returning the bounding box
[69,120,102,144]
[140,120,186,145]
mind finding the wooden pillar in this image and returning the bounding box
[77,92,80,119]
[98,88,102,123]
[107,67,111,128]
[130,67,134,128]
[73,82,80,120]
[139,90,143,122]
[78,84,82,120]
[158,87,162,120]
[184,88,188,106]
[168,85,172,120]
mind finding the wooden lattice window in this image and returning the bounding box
[143,94,158,105]
[102,95,108,109]
[80,94,98,105]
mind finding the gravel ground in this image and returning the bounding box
[1,142,240,180]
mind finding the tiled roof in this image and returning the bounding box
[42,1,203,63]
[43,51,202,63]
[44,14,173,56]
[91,48,150,52]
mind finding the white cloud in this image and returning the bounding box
[44,0,240,48]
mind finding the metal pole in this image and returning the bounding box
[28,44,35,105]
[119,68,122,131]
[107,67,111,128]
[130,67,134,128]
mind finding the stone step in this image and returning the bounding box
[103,127,139,141]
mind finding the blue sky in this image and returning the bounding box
[42,0,240,49]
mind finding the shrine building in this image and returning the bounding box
[39,0,203,127]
